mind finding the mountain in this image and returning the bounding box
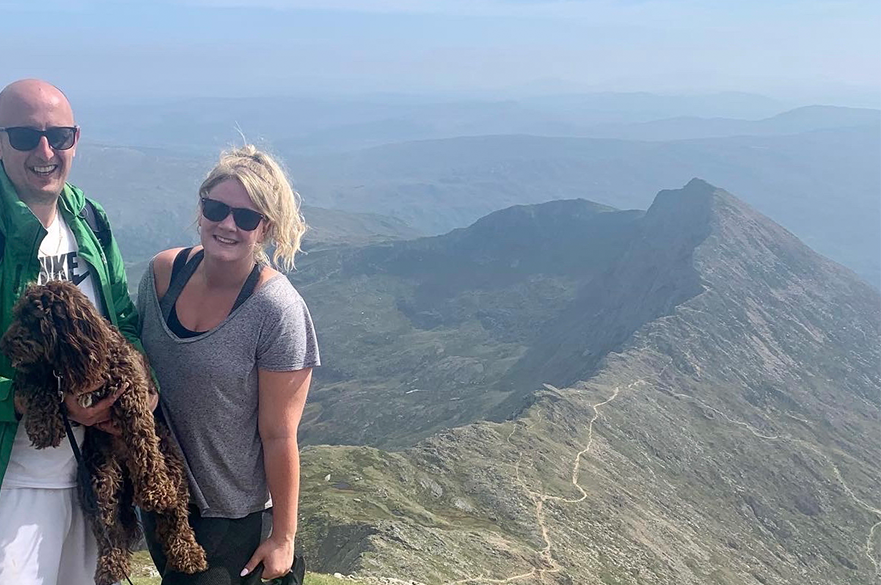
[67,116,880,290]
[294,180,881,584]
[294,198,640,447]
[519,91,788,122]
[73,96,583,155]
[581,106,881,141]
[289,126,881,287]
[302,206,422,250]
[72,92,792,156]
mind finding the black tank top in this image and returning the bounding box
[162,247,262,339]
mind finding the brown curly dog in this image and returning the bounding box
[0,280,207,585]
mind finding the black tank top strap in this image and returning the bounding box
[170,246,193,281]
[159,247,204,322]
[230,263,263,313]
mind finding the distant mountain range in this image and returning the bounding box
[68,101,879,289]
[294,180,881,584]
[580,105,881,141]
[74,92,866,155]
[289,125,880,287]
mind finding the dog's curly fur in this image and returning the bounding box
[0,280,207,585]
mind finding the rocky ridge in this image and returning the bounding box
[296,180,880,584]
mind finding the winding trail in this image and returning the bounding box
[440,371,880,585]
[444,380,636,584]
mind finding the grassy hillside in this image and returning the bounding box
[294,182,880,584]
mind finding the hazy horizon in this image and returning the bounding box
[1,0,879,107]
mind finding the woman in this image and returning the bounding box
[137,146,319,584]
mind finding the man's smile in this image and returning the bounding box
[29,164,58,177]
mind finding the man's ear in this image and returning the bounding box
[69,127,80,159]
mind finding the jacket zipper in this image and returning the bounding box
[16,228,43,293]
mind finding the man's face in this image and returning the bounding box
[0,86,78,203]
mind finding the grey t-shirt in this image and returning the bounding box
[137,262,320,518]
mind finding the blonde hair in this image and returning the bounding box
[199,145,306,272]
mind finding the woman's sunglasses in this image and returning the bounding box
[200,197,266,231]
[0,126,78,151]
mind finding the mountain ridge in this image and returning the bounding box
[296,179,881,584]
[289,126,880,286]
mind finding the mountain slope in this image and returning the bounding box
[294,199,650,448]
[296,180,881,584]
[289,126,880,287]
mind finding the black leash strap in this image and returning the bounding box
[56,372,135,585]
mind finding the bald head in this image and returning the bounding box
[0,79,74,127]
[0,79,79,208]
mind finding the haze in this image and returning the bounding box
[1,0,879,105]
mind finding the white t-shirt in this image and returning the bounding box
[2,213,103,489]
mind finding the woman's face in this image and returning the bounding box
[199,178,267,264]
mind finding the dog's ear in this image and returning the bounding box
[37,305,59,362]
[0,285,56,368]
[19,286,53,323]
[47,282,112,391]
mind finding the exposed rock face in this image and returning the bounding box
[297,180,880,585]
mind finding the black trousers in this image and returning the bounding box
[142,507,299,585]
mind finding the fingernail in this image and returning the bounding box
[240,569,249,577]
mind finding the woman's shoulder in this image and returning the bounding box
[151,247,199,301]
[254,269,309,313]
[257,269,301,300]
[252,271,318,360]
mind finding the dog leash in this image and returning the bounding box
[56,371,136,585]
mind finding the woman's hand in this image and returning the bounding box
[241,534,295,580]
[147,390,159,412]
[252,368,311,581]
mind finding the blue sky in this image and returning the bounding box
[1,0,878,104]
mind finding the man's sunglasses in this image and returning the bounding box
[0,126,78,151]
[200,197,266,231]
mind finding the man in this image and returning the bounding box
[0,79,143,584]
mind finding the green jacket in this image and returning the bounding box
[0,164,142,486]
